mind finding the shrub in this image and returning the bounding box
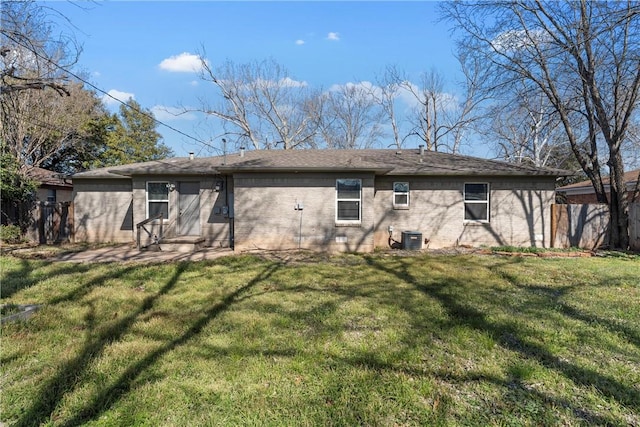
[0,224,24,244]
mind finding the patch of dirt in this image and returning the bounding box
[1,243,119,260]
[490,250,594,258]
[0,242,40,254]
[248,247,602,263]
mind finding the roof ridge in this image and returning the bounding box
[74,148,571,179]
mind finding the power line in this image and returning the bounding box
[2,32,211,148]
[80,77,209,146]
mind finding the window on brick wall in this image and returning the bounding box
[336,179,361,223]
[147,182,169,220]
[464,183,489,222]
[393,182,409,209]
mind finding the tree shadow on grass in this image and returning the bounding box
[336,351,620,426]
[0,258,93,300]
[494,268,640,351]
[14,258,284,427]
[363,256,640,424]
[14,262,189,427]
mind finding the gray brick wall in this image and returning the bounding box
[232,172,376,252]
[73,179,134,243]
[373,175,556,249]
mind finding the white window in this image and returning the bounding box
[393,182,409,209]
[336,179,361,223]
[147,182,169,219]
[464,183,489,222]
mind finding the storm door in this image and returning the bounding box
[178,182,200,235]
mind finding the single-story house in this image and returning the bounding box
[2,167,73,224]
[557,168,640,204]
[28,166,74,205]
[72,148,569,252]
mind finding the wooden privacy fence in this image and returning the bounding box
[551,203,640,251]
[630,203,640,251]
[37,201,73,244]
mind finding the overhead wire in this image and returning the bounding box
[2,32,214,149]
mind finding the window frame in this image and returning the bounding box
[46,189,56,203]
[393,181,410,209]
[335,178,362,225]
[146,181,170,221]
[463,182,490,223]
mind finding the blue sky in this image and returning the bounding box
[47,1,473,157]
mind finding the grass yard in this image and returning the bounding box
[1,251,639,426]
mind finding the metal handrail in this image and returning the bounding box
[136,213,163,249]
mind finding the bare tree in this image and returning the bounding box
[483,83,568,168]
[399,57,485,154]
[624,122,640,170]
[1,80,104,170]
[443,0,640,249]
[371,65,404,149]
[317,82,384,149]
[446,52,490,154]
[195,57,320,150]
[401,69,447,152]
[0,1,103,178]
[1,1,79,96]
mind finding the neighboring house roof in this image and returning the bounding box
[557,168,640,195]
[24,166,73,189]
[72,149,571,179]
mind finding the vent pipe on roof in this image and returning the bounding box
[222,139,227,165]
[240,147,245,158]
[419,145,425,156]
[189,152,194,160]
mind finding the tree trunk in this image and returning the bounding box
[608,150,629,249]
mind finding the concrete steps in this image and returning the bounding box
[142,236,205,253]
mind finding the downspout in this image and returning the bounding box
[225,174,233,249]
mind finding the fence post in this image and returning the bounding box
[68,202,74,242]
[630,203,640,251]
[38,202,46,244]
[551,204,557,248]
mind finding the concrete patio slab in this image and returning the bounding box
[49,244,234,264]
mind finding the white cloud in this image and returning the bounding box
[102,89,134,106]
[329,81,378,95]
[279,77,308,88]
[151,106,197,121]
[295,39,305,45]
[159,52,205,73]
[190,80,199,87]
[327,32,340,41]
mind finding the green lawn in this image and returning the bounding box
[1,252,639,426]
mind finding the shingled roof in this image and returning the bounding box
[557,168,640,193]
[72,149,570,179]
[24,166,73,188]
